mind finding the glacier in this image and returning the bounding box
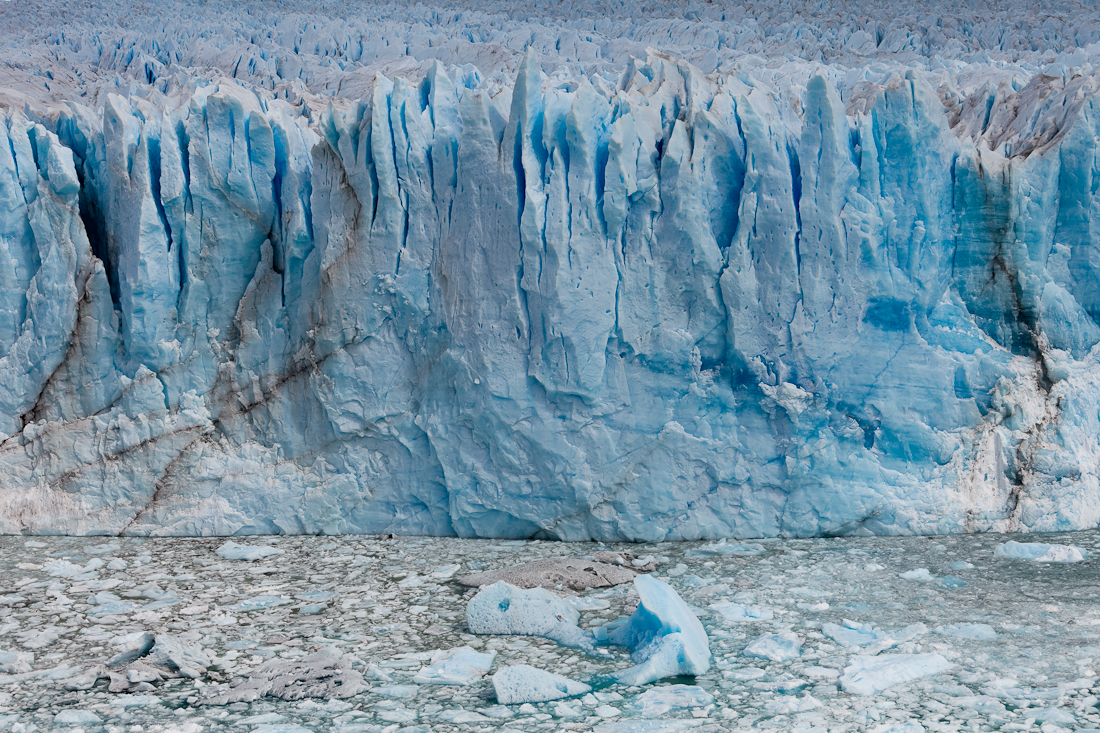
[3,0,1100,539]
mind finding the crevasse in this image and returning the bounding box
[3,50,1100,540]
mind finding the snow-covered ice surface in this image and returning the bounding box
[6,0,1100,539]
[2,531,1100,730]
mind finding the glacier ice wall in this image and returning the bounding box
[5,2,1100,539]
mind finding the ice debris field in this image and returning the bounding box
[4,0,1100,538]
[2,532,1100,732]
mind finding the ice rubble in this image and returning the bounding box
[5,1,1100,540]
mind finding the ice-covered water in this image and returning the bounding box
[2,531,1100,732]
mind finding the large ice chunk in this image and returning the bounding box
[606,575,711,685]
[492,665,591,704]
[465,582,594,650]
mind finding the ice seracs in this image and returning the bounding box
[4,28,1100,540]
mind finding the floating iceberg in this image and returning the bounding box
[607,575,711,686]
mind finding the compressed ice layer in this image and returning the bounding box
[465,582,594,651]
[607,575,711,685]
[491,665,591,704]
[5,3,1100,540]
[995,541,1089,562]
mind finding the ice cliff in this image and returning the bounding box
[4,1,1100,539]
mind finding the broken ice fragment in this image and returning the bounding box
[144,635,210,679]
[710,602,773,622]
[492,665,591,704]
[412,647,496,685]
[633,685,714,716]
[229,595,293,611]
[743,631,802,662]
[934,623,998,640]
[0,651,33,674]
[606,575,711,686]
[106,632,155,667]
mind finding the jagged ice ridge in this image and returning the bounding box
[3,0,1100,539]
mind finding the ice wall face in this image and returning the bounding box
[5,9,1100,538]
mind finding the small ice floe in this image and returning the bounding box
[632,685,713,716]
[491,665,591,704]
[1029,708,1076,723]
[431,563,461,579]
[466,581,594,650]
[145,634,211,679]
[995,540,1088,563]
[44,559,102,578]
[687,539,767,557]
[412,647,496,685]
[605,575,711,686]
[822,620,927,653]
[934,623,998,640]
[0,651,33,674]
[229,595,294,612]
[106,632,155,667]
[215,541,285,561]
[374,685,418,698]
[743,632,802,662]
[565,596,612,612]
[764,694,820,714]
[54,710,102,724]
[899,568,966,588]
[710,602,773,622]
[839,653,952,695]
